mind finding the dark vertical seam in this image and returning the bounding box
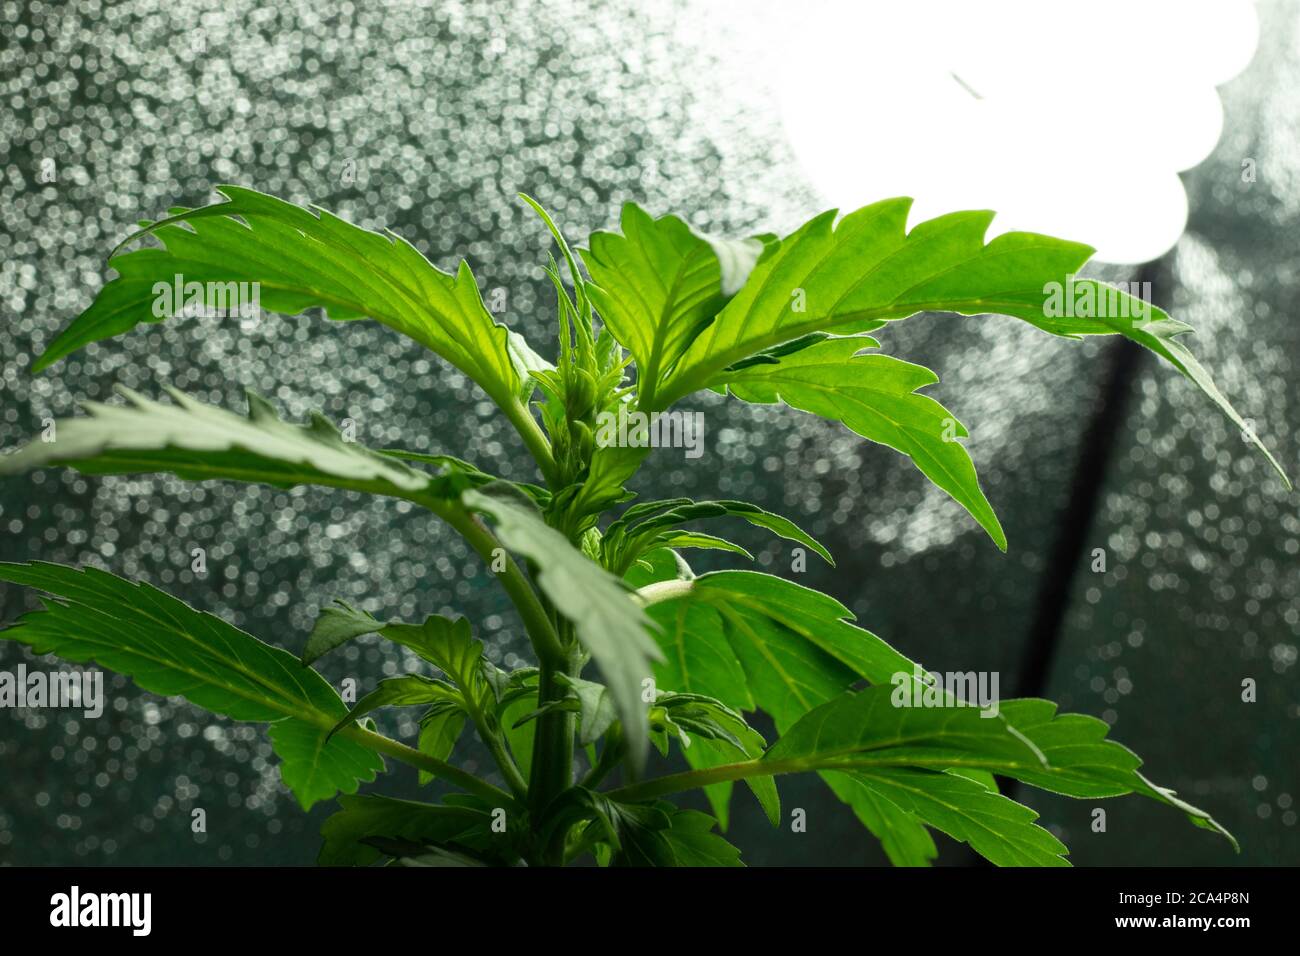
[969,257,1166,865]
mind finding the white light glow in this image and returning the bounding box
[773,0,1259,263]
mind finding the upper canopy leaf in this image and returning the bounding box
[35,185,531,419]
[580,203,765,407]
[717,336,1006,550]
[651,199,1286,485]
[0,562,382,809]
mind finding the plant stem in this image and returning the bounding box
[607,753,1055,804]
[505,397,560,487]
[487,736,530,800]
[632,578,694,607]
[605,759,764,803]
[462,698,529,800]
[528,638,580,864]
[436,504,565,663]
[342,723,517,808]
[408,500,555,801]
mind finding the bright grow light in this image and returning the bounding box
[774,0,1259,263]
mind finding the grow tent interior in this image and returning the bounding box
[0,0,1295,865]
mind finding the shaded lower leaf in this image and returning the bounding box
[328,674,459,740]
[846,768,1069,867]
[268,720,386,811]
[685,722,780,831]
[607,804,742,867]
[367,838,491,867]
[820,770,937,867]
[0,562,382,810]
[417,704,467,786]
[317,794,493,866]
[656,810,745,867]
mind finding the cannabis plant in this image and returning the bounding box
[0,187,1286,866]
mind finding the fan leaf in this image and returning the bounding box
[34,185,531,419]
[0,385,463,505]
[654,200,1286,485]
[834,768,1068,867]
[580,203,765,406]
[717,336,1005,549]
[0,562,382,809]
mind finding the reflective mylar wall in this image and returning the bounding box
[0,0,1294,865]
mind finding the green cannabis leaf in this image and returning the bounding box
[603,498,833,573]
[2,186,1277,867]
[830,768,1068,866]
[580,203,765,409]
[638,200,1287,487]
[716,335,1006,549]
[0,562,383,810]
[0,384,459,501]
[318,794,505,866]
[463,487,664,773]
[31,185,557,481]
